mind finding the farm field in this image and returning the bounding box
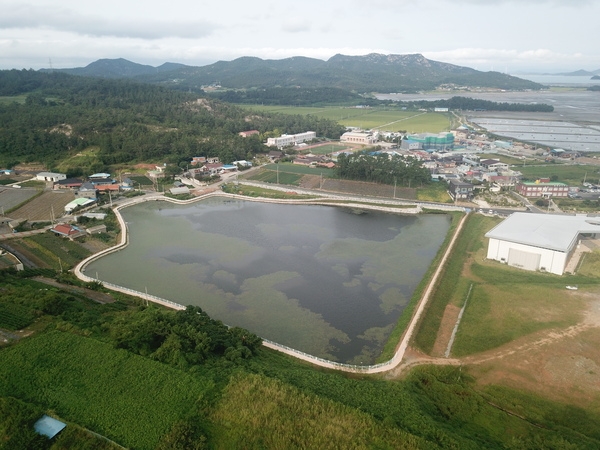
[0,330,212,449]
[9,190,75,220]
[244,163,449,201]
[127,175,154,187]
[239,104,452,133]
[0,186,40,212]
[244,163,333,186]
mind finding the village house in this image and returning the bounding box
[50,223,86,239]
[76,182,97,200]
[56,178,83,190]
[447,179,474,200]
[268,150,284,162]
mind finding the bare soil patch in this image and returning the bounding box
[79,238,111,254]
[461,291,600,411]
[431,304,461,357]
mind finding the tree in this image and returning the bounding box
[163,164,182,180]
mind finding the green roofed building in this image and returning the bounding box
[404,132,454,151]
[65,197,96,213]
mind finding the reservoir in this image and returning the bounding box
[86,198,450,364]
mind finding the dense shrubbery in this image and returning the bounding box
[335,151,431,186]
[109,305,262,366]
[0,397,50,450]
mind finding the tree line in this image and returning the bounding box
[403,96,554,112]
[335,151,431,186]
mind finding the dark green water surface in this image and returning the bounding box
[86,198,450,364]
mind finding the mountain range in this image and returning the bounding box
[40,53,543,93]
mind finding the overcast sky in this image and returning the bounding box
[1,0,598,73]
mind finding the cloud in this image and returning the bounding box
[441,0,594,4]
[423,47,595,71]
[0,3,218,39]
[281,22,312,33]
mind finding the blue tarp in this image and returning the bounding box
[34,415,66,439]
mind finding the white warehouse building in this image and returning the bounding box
[485,212,600,275]
[267,131,316,149]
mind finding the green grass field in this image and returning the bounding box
[518,163,599,185]
[239,105,452,133]
[416,182,453,203]
[210,372,424,449]
[248,170,303,185]
[308,143,350,155]
[261,162,335,177]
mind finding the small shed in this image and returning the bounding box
[170,186,190,195]
[86,224,107,235]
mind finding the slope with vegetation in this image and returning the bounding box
[1,265,600,449]
[0,70,345,172]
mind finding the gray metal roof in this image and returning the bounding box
[485,212,600,253]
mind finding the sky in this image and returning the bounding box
[1,0,599,74]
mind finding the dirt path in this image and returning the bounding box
[385,293,600,394]
[33,277,115,304]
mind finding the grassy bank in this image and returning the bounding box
[377,211,464,362]
[413,213,498,354]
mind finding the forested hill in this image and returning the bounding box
[42,53,542,93]
[0,70,345,172]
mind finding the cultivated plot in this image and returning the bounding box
[0,187,40,213]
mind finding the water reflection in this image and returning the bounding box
[87,198,450,364]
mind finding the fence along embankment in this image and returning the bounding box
[74,190,466,374]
